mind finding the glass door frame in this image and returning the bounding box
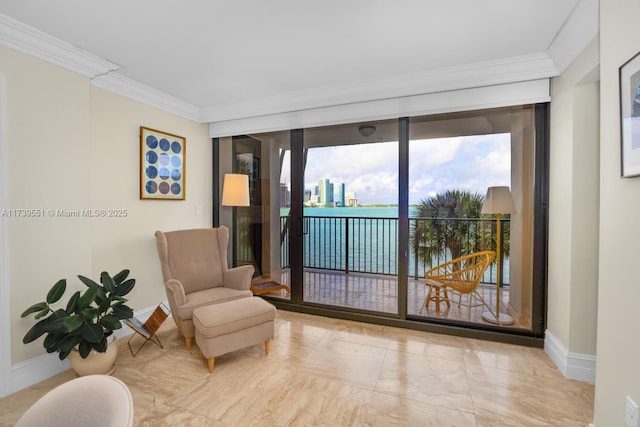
[398,117,410,320]
[288,124,408,318]
[288,129,304,305]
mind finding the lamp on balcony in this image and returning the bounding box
[221,173,250,207]
[481,186,516,325]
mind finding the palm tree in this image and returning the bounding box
[411,189,508,268]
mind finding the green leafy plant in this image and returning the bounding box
[21,269,135,360]
[411,189,510,267]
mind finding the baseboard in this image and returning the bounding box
[10,352,71,393]
[544,329,596,384]
[9,303,162,394]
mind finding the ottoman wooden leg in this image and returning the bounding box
[265,340,270,355]
[207,357,215,373]
[185,337,192,351]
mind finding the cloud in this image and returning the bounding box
[479,143,511,179]
[305,142,398,186]
[347,170,399,204]
[280,133,511,204]
[301,142,401,203]
[409,137,463,169]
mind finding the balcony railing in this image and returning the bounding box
[280,215,510,285]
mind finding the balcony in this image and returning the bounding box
[250,215,525,329]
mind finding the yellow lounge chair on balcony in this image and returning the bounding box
[420,251,496,318]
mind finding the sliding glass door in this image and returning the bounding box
[407,106,538,330]
[298,120,399,314]
[227,103,547,338]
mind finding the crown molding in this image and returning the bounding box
[90,73,200,122]
[547,0,599,73]
[0,13,118,77]
[0,13,200,121]
[200,53,558,123]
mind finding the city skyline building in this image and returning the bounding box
[345,191,358,207]
[337,182,345,207]
[282,178,359,207]
[318,178,334,206]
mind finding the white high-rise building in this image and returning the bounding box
[345,192,358,207]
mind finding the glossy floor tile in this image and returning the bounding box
[0,310,593,426]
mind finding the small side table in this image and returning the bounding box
[123,302,170,357]
[251,279,290,296]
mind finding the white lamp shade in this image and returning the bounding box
[221,174,250,206]
[481,186,516,214]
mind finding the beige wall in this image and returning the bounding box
[595,1,640,425]
[547,36,599,358]
[1,46,211,364]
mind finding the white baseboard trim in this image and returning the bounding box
[9,303,163,394]
[544,329,596,384]
[11,353,71,393]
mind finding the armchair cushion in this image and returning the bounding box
[176,286,252,319]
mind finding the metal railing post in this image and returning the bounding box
[345,218,350,274]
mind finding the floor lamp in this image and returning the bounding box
[221,173,250,207]
[222,173,250,270]
[481,186,516,325]
[222,173,290,295]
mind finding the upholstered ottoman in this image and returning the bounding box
[192,297,276,373]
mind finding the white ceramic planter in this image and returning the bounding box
[68,336,118,376]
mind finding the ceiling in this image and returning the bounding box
[0,1,594,124]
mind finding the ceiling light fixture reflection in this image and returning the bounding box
[358,125,376,137]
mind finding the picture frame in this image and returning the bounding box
[619,51,640,177]
[140,127,186,200]
[235,153,260,204]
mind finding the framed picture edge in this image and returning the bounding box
[619,51,640,178]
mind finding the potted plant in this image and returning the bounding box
[21,269,135,375]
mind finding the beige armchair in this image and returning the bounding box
[155,226,254,350]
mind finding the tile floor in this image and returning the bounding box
[0,310,593,426]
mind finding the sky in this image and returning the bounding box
[280,133,511,205]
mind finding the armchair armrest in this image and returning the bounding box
[165,279,187,307]
[223,265,255,291]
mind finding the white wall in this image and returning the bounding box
[595,1,640,425]
[547,35,600,364]
[0,45,211,369]
[3,45,93,364]
[0,72,11,397]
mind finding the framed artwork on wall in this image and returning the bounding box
[619,51,640,177]
[235,152,259,204]
[140,127,186,200]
